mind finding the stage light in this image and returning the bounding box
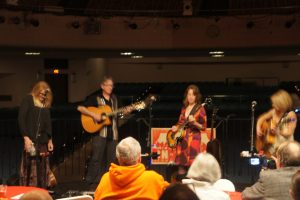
[71,21,80,29]
[131,55,143,59]
[120,52,134,56]
[246,21,254,29]
[25,52,40,56]
[183,0,193,16]
[30,19,39,27]
[172,21,180,30]
[11,16,21,25]
[285,19,296,29]
[209,51,224,55]
[128,22,138,30]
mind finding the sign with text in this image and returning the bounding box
[151,127,216,165]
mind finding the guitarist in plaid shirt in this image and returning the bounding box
[78,76,132,187]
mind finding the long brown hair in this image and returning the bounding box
[183,84,202,107]
[31,81,53,108]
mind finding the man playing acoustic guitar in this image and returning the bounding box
[77,76,132,187]
[256,89,297,157]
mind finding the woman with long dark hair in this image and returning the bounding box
[171,84,207,179]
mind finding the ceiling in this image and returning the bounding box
[0,46,300,64]
[0,0,300,17]
[0,0,300,62]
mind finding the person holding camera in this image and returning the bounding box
[242,141,300,200]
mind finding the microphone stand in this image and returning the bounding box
[250,104,256,155]
[34,99,45,188]
[147,101,153,149]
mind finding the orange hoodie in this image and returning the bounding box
[94,163,169,200]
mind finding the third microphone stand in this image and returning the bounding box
[250,101,257,155]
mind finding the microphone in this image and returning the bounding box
[251,101,257,108]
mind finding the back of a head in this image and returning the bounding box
[213,179,235,192]
[20,190,53,200]
[159,183,199,200]
[277,141,300,167]
[187,153,221,183]
[291,170,300,200]
[116,137,141,166]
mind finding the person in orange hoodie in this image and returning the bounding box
[94,136,169,200]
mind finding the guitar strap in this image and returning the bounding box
[277,112,288,125]
[189,103,202,116]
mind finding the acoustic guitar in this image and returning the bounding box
[81,95,156,133]
[166,98,211,148]
[256,116,296,155]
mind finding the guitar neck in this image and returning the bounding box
[108,105,133,117]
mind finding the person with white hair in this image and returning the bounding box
[242,141,300,200]
[20,190,53,200]
[182,153,230,200]
[94,137,169,200]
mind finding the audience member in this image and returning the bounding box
[182,153,230,200]
[242,141,300,200]
[20,190,53,200]
[94,137,169,200]
[159,183,199,200]
[290,170,300,200]
[214,179,235,192]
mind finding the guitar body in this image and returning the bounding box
[166,99,211,148]
[256,120,276,154]
[167,127,186,148]
[81,106,112,133]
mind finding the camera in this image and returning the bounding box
[250,157,260,165]
[249,156,276,169]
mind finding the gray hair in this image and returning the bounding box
[187,153,221,183]
[116,137,141,166]
[277,141,300,167]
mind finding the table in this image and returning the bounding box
[2,186,47,200]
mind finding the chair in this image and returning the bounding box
[56,195,93,200]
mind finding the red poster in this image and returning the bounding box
[151,128,216,165]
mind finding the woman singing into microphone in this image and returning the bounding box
[18,81,54,188]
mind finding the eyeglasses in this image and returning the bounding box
[103,84,114,88]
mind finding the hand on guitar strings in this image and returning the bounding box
[171,125,178,132]
[92,113,105,123]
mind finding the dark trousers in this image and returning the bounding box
[85,135,117,184]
